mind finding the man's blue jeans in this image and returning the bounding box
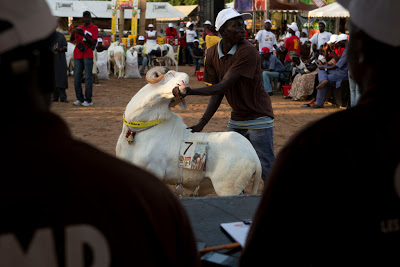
[139,56,149,75]
[194,58,204,71]
[348,76,360,107]
[187,42,194,65]
[74,58,93,103]
[227,127,275,181]
[262,71,280,94]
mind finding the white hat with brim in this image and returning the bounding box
[264,19,272,24]
[0,0,57,55]
[215,8,252,31]
[204,20,212,25]
[338,0,400,46]
[328,34,338,44]
[179,28,184,32]
[148,24,154,28]
[287,24,298,32]
[138,36,145,41]
[336,33,348,43]
[194,39,199,43]
[168,23,173,27]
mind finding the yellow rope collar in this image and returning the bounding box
[123,115,163,128]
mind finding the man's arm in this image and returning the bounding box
[172,71,241,132]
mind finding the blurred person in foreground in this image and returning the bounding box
[0,1,201,266]
[239,0,400,264]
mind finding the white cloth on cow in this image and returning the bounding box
[97,50,109,80]
[124,50,141,79]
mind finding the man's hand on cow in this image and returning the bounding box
[172,85,190,99]
[188,119,207,133]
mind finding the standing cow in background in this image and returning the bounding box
[108,42,125,78]
[131,43,177,69]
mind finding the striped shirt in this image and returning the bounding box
[228,116,274,130]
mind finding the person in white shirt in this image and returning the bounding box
[145,24,157,45]
[309,21,332,50]
[254,19,278,52]
[186,22,197,65]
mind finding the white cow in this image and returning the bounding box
[131,43,177,69]
[108,42,125,78]
[65,42,75,76]
[116,67,261,197]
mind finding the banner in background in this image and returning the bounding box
[131,8,138,37]
[311,0,326,7]
[111,8,117,37]
[254,0,266,11]
[235,0,252,12]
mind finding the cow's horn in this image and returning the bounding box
[146,67,168,84]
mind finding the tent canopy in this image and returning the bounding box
[156,5,198,21]
[308,2,350,18]
[45,0,186,19]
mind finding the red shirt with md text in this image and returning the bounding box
[73,23,98,59]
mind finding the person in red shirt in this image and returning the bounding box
[280,24,300,65]
[165,23,178,38]
[70,11,98,107]
[178,28,187,65]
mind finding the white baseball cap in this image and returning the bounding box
[0,0,57,55]
[148,24,154,28]
[215,8,252,31]
[328,34,338,44]
[179,28,184,32]
[204,20,212,25]
[264,19,272,24]
[138,36,145,41]
[338,0,400,46]
[194,39,199,43]
[336,33,348,43]
[186,22,193,27]
[168,23,173,27]
[287,24,298,32]
[97,38,103,42]
[319,20,327,26]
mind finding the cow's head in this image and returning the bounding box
[143,67,189,110]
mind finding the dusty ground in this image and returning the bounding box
[51,65,340,196]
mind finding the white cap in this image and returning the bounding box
[186,22,193,27]
[328,34,338,44]
[244,21,248,26]
[138,36,145,41]
[148,24,154,28]
[302,28,308,34]
[179,28,184,32]
[264,19,272,24]
[215,8,252,31]
[338,0,400,46]
[0,0,57,55]
[97,38,103,42]
[319,20,326,26]
[336,33,348,43]
[168,23,173,27]
[194,39,199,43]
[204,20,212,25]
[287,24,298,32]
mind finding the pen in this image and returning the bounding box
[199,242,241,253]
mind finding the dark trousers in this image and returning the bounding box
[52,87,67,101]
[74,58,93,103]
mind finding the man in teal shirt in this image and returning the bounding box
[260,47,285,95]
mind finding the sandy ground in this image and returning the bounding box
[51,65,340,196]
